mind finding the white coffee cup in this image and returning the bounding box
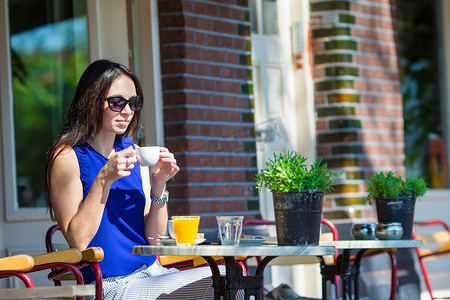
[167,220,175,239]
[136,146,160,166]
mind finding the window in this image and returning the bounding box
[398,0,448,188]
[250,0,278,35]
[8,0,88,211]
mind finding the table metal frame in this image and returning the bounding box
[133,245,335,300]
[319,240,423,300]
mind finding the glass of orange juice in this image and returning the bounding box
[172,216,200,246]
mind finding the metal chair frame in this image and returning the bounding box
[45,224,103,300]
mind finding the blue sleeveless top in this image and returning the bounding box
[73,137,156,283]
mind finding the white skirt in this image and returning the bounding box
[92,260,245,300]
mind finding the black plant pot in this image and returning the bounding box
[375,196,416,239]
[272,190,324,246]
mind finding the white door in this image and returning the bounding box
[252,0,316,220]
[251,1,321,297]
[252,0,296,220]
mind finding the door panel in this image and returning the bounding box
[252,2,293,220]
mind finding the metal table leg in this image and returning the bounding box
[202,255,275,300]
[335,249,371,300]
[353,249,368,300]
[336,250,352,300]
[319,256,337,300]
[202,256,226,300]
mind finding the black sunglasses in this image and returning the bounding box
[106,96,143,112]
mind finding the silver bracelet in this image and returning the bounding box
[150,190,169,204]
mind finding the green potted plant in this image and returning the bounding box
[366,171,427,239]
[255,151,340,246]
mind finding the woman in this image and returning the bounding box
[45,59,227,299]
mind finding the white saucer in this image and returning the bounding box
[156,238,206,246]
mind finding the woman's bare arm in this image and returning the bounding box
[50,146,136,250]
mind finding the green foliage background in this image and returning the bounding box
[12,17,89,207]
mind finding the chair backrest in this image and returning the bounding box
[414,220,450,254]
[0,254,34,272]
[413,219,450,300]
[0,254,35,288]
[0,250,85,290]
[242,218,339,241]
[46,224,64,253]
[46,225,104,262]
[45,224,104,300]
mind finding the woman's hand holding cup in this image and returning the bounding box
[137,146,179,186]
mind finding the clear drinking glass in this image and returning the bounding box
[216,216,244,246]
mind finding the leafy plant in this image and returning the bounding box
[255,151,341,193]
[366,171,427,203]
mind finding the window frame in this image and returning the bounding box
[0,0,46,221]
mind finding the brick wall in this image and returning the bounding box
[310,0,404,210]
[157,0,257,236]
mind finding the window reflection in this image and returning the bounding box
[262,0,278,35]
[250,0,278,35]
[9,0,89,207]
[250,0,258,33]
[398,0,448,188]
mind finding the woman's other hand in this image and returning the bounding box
[150,147,179,187]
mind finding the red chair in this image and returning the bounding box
[45,224,104,300]
[0,252,96,299]
[0,249,87,300]
[0,254,35,287]
[413,219,450,300]
[47,225,243,300]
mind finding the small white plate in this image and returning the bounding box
[195,238,206,245]
[156,238,206,246]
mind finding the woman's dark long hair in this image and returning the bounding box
[45,59,144,219]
